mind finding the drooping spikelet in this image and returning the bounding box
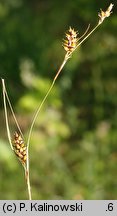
[12,132,27,166]
[63,27,78,53]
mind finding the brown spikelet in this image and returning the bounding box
[63,27,78,53]
[12,132,27,166]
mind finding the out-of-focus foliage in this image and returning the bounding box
[0,0,117,199]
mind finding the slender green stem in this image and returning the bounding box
[27,54,68,149]
[2,79,13,150]
[26,54,69,200]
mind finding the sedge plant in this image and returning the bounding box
[1,3,113,200]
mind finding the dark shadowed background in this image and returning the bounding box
[0,0,117,199]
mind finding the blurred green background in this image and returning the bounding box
[0,0,117,200]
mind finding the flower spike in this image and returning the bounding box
[12,132,27,166]
[63,27,78,54]
[98,3,114,25]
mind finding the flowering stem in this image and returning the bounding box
[27,22,104,149]
[27,54,69,149]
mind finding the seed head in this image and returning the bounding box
[98,3,114,25]
[63,27,78,54]
[12,132,27,166]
